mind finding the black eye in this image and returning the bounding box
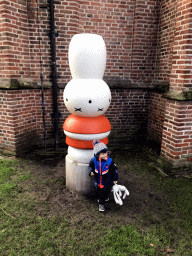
[66,98,68,101]
[89,100,92,103]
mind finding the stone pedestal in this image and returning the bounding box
[65,154,95,195]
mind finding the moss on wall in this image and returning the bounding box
[164,90,192,101]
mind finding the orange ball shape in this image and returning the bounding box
[63,115,111,149]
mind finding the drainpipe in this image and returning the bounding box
[49,0,59,150]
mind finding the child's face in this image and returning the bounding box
[99,152,108,160]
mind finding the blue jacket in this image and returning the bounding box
[88,156,118,190]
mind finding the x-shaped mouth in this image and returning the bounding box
[75,108,82,112]
[98,108,104,112]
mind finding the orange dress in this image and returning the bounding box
[63,115,111,149]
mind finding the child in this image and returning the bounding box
[88,140,118,212]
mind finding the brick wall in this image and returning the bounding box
[0,91,16,153]
[149,94,192,166]
[1,0,191,166]
[147,0,177,147]
[0,0,159,155]
[161,100,192,165]
[0,0,160,88]
[78,0,134,82]
[155,0,177,83]
[148,0,192,166]
[0,0,31,85]
[0,88,150,155]
[106,88,150,146]
[0,90,46,154]
[168,0,192,93]
[0,89,69,155]
[130,0,160,84]
[148,91,166,142]
[153,0,192,93]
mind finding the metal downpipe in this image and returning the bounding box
[49,0,59,150]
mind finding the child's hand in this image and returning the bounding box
[91,172,94,176]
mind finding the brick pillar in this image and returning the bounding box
[161,0,192,166]
[0,0,32,88]
[130,0,160,84]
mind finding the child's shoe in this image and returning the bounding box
[99,204,105,212]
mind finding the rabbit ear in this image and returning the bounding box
[118,196,123,205]
[112,185,118,204]
[113,184,123,205]
[113,185,119,204]
[113,191,119,204]
[115,191,123,205]
[118,189,122,197]
[113,189,119,204]
[123,189,129,199]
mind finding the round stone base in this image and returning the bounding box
[67,146,94,164]
[65,154,95,195]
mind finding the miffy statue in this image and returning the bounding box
[63,33,111,194]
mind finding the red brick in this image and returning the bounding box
[0,0,192,166]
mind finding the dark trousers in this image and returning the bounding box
[97,186,112,205]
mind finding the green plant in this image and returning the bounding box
[102,225,155,255]
[0,148,191,256]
